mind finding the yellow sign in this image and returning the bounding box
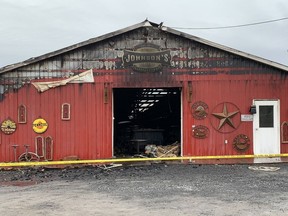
[1,119,17,135]
[32,118,48,133]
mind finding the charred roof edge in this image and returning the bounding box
[0,20,287,73]
[162,26,288,72]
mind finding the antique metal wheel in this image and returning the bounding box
[18,152,40,162]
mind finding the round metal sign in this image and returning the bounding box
[233,134,250,152]
[32,118,48,133]
[192,125,209,139]
[191,101,208,120]
[1,119,17,135]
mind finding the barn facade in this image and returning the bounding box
[1,20,288,163]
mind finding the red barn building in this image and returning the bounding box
[0,20,288,163]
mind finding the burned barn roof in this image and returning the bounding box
[0,19,288,73]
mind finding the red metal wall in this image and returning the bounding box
[182,72,288,156]
[1,68,288,162]
[1,26,288,162]
[0,80,113,162]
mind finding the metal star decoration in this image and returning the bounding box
[212,103,239,130]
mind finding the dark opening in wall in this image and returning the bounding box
[113,87,181,156]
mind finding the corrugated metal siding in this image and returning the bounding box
[1,26,288,161]
[0,80,112,161]
[181,71,288,156]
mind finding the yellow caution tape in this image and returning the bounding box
[1,153,288,167]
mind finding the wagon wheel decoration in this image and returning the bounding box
[18,152,40,162]
[233,134,250,152]
[210,102,241,133]
[191,101,208,120]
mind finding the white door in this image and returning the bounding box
[253,100,280,162]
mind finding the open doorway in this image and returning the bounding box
[113,88,181,157]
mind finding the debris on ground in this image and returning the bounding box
[0,164,124,183]
[145,141,180,158]
[97,163,123,170]
[248,166,280,172]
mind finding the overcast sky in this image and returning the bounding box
[0,0,287,68]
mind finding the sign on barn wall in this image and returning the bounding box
[241,114,253,121]
[1,119,16,134]
[122,43,171,72]
[32,118,48,134]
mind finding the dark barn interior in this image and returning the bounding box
[113,88,181,156]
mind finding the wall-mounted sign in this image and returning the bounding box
[233,134,250,152]
[191,101,208,120]
[33,118,48,133]
[61,103,71,120]
[122,43,171,72]
[1,119,17,134]
[192,125,209,139]
[241,114,253,121]
[18,104,27,123]
[281,121,288,143]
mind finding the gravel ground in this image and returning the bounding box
[0,163,288,216]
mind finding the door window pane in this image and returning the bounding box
[259,106,274,128]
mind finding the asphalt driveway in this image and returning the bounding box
[0,163,288,215]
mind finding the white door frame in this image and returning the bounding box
[253,99,280,163]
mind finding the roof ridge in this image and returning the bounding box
[0,20,287,73]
